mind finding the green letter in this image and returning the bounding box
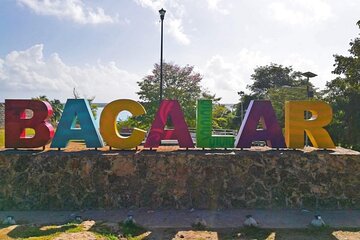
[196,99,234,148]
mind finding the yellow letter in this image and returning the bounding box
[285,101,335,149]
[100,99,146,149]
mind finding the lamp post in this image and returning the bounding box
[237,91,245,122]
[159,8,166,104]
[301,71,317,146]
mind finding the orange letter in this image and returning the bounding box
[285,101,335,148]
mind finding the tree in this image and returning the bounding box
[212,104,232,129]
[32,95,63,125]
[248,63,306,99]
[324,20,360,150]
[231,92,257,128]
[242,64,312,129]
[201,90,234,129]
[267,86,308,128]
[73,88,98,118]
[137,62,202,128]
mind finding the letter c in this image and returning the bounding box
[100,99,146,149]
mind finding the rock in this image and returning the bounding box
[311,215,326,227]
[124,214,136,224]
[244,215,258,227]
[2,216,16,225]
[192,216,207,229]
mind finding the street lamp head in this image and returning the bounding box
[237,91,245,96]
[159,8,166,20]
[302,71,317,78]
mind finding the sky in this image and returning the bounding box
[0,0,359,104]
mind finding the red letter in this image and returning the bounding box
[144,100,194,148]
[5,100,54,148]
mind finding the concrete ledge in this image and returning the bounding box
[1,209,360,228]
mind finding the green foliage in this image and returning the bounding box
[201,91,234,129]
[120,221,147,238]
[32,95,63,125]
[137,62,203,128]
[236,64,312,129]
[73,88,98,118]
[267,86,308,128]
[248,63,307,99]
[236,226,273,239]
[7,223,78,239]
[212,104,232,129]
[231,93,257,129]
[89,222,119,240]
[324,20,360,150]
[191,222,207,231]
[222,227,360,240]
[0,221,121,240]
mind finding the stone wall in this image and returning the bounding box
[0,150,359,210]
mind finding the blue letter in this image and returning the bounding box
[51,99,104,148]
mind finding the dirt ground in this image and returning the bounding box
[1,222,360,240]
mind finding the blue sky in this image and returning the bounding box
[0,0,360,103]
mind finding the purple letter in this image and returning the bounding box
[235,100,286,148]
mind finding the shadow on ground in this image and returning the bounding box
[1,223,360,240]
[148,227,360,240]
[4,223,77,238]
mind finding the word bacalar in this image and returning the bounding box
[4,99,335,149]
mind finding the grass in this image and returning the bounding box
[0,128,4,147]
[89,222,119,240]
[4,223,80,240]
[221,226,273,239]
[0,222,119,240]
[120,221,148,239]
[1,222,360,240]
[219,226,360,240]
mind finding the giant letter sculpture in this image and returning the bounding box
[100,99,146,149]
[196,99,234,148]
[235,100,286,148]
[51,99,104,148]
[285,101,335,148]
[5,100,54,148]
[144,100,194,148]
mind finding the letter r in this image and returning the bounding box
[285,101,335,148]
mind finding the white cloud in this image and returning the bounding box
[0,44,139,102]
[269,0,332,25]
[133,0,190,45]
[280,54,334,89]
[201,49,334,103]
[17,0,117,24]
[201,49,271,103]
[133,0,164,10]
[167,18,190,45]
[207,0,229,15]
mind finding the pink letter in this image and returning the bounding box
[144,100,194,148]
